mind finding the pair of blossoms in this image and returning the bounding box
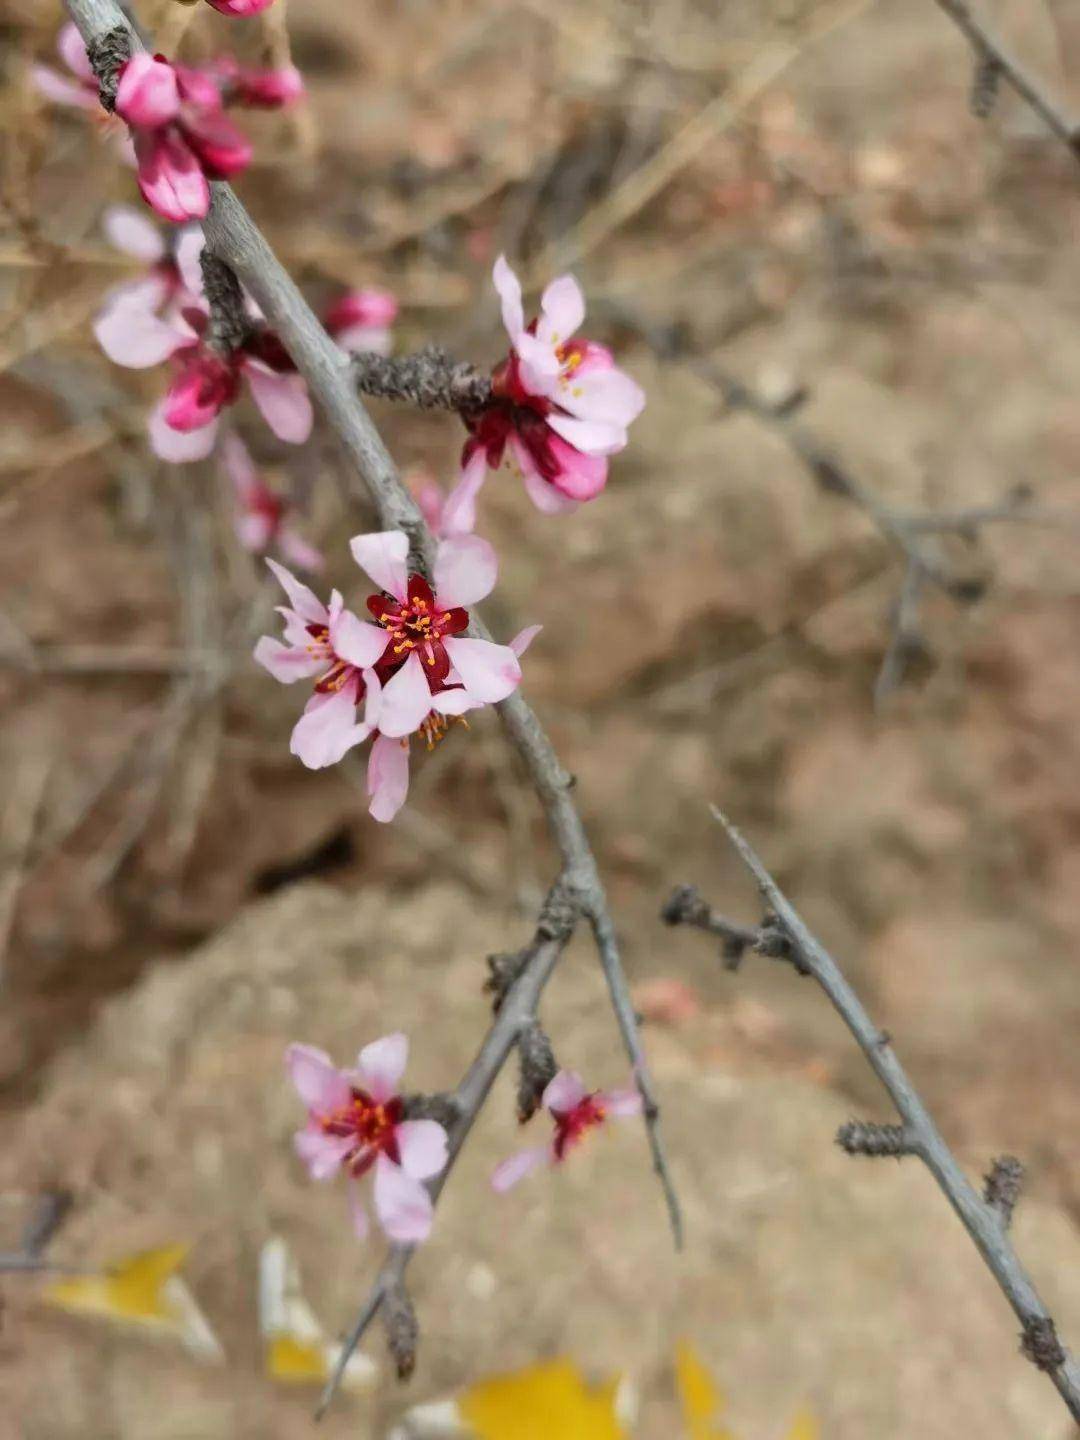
[286,1036,640,1244]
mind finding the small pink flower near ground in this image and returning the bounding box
[223,432,323,570]
[286,1034,449,1244]
[113,53,253,222]
[324,288,398,357]
[254,529,538,819]
[491,1070,643,1192]
[460,256,645,515]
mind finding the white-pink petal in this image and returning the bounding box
[279,529,325,573]
[395,1120,449,1181]
[492,254,525,344]
[245,362,313,445]
[377,652,434,738]
[329,608,389,670]
[537,274,585,347]
[366,733,410,824]
[491,1146,549,1193]
[545,411,626,458]
[373,1155,435,1244]
[599,1086,644,1118]
[349,529,409,602]
[432,533,497,608]
[102,204,165,263]
[265,557,328,625]
[356,1032,408,1103]
[148,401,218,463]
[295,1128,354,1181]
[93,303,187,368]
[509,624,542,658]
[441,450,487,536]
[253,634,323,684]
[441,636,521,705]
[429,688,474,717]
[543,1069,587,1114]
[348,1183,370,1241]
[559,366,646,428]
[174,226,206,299]
[286,1042,351,1112]
[31,64,97,109]
[58,22,95,82]
[290,688,369,770]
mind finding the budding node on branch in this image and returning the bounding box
[382,1277,419,1381]
[1021,1315,1066,1373]
[516,1021,558,1122]
[836,1121,915,1158]
[86,26,130,111]
[983,1154,1024,1228]
[970,56,1002,119]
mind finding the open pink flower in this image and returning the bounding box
[92,206,204,368]
[223,432,323,570]
[491,1070,642,1192]
[460,256,645,516]
[286,1034,448,1245]
[324,288,398,357]
[114,53,253,222]
[254,530,537,819]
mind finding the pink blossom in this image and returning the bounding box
[324,287,398,357]
[254,530,538,820]
[204,0,277,14]
[32,23,101,112]
[114,54,253,222]
[408,464,486,539]
[491,1070,643,1192]
[460,256,645,515]
[223,433,323,570]
[92,206,204,368]
[205,55,305,109]
[285,1035,448,1244]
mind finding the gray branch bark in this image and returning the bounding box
[665,806,1080,1424]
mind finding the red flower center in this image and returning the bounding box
[367,574,468,688]
[320,1089,403,1176]
[552,1094,607,1161]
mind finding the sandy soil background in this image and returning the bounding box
[2,0,1080,1435]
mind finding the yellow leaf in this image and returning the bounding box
[43,1244,189,1324]
[674,1341,737,1440]
[258,1236,377,1393]
[459,1357,628,1440]
[784,1408,820,1440]
[267,1334,329,1383]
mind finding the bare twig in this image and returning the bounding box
[664,807,1080,1423]
[63,0,682,1410]
[931,0,1080,162]
[316,878,579,1415]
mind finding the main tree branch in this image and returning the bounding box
[663,807,1080,1424]
[63,0,682,1406]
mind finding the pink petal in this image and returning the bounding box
[440,450,487,536]
[373,1156,434,1244]
[508,434,582,515]
[253,635,321,683]
[491,1147,549,1193]
[279,528,325,573]
[222,430,258,499]
[290,687,369,769]
[348,1183,370,1241]
[236,511,275,552]
[324,287,399,333]
[377,652,434,737]
[331,323,392,357]
[329,609,388,670]
[57,22,94,82]
[515,331,562,395]
[395,1120,449,1181]
[205,0,277,13]
[537,274,585,347]
[101,271,173,317]
[102,203,165,262]
[148,400,217,462]
[558,365,645,428]
[430,688,474,717]
[134,130,210,224]
[441,637,521,705]
[93,302,187,368]
[537,432,608,503]
[356,1032,408,1103]
[492,254,525,344]
[295,1128,354,1181]
[244,362,312,445]
[432,534,497,608]
[543,1070,587,1114]
[286,1042,351,1112]
[545,411,626,458]
[349,529,409,601]
[265,557,327,624]
[366,733,410,824]
[181,107,253,177]
[174,226,207,299]
[510,624,542,658]
[31,65,97,110]
[599,1087,644,1119]
[115,54,180,129]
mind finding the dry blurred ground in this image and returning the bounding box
[2,0,1080,1435]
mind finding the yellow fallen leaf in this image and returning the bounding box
[258,1237,376,1393]
[674,1340,737,1440]
[42,1243,223,1361]
[784,1407,820,1440]
[267,1334,329,1383]
[458,1357,629,1440]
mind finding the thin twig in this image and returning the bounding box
[664,807,1080,1424]
[316,879,578,1415]
[931,0,1080,163]
[63,0,682,1410]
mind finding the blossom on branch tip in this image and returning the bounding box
[223,432,323,570]
[460,257,645,515]
[324,288,398,357]
[253,529,538,820]
[491,1070,642,1192]
[285,1035,448,1244]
